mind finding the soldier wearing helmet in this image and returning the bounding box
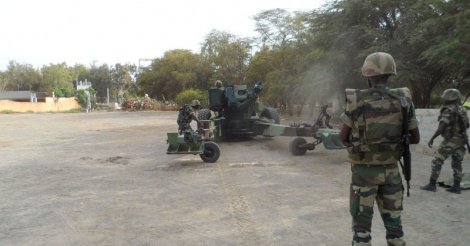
[214,80,223,89]
[421,88,469,194]
[177,99,202,133]
[339,52,420,246]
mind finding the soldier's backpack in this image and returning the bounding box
[439,104,469,138]
[177,105,192,126]
[345,87,411,164]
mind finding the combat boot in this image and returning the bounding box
[445,180,461,194]
[420,179,437,192]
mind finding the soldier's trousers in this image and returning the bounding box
[430,138,466,183]
[350,163,405,246]
[178,123,192,133]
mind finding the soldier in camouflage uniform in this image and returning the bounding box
[339,52,421,246]
[214,80,223,89]
[177,100,202,133]
[421,89,469,194]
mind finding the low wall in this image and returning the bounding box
[0,97,81,113]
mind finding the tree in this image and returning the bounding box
[87,64,112,103]
[41,63,75,95]
[200,30,252,84]
[0,71,7,91]
[249,10,310,113]
[139,49,205,100]
[4,61,42,91]
[111,63,136,102]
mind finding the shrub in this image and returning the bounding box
[75,88,97,109]
[121,96,163,111]
[175,88,206,108]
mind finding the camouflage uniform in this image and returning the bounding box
[429,102,468,187]
[177,100,200,133]
[341,52,419,246]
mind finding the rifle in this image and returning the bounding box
[400,97,411,197]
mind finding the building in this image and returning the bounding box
[0,91,48,103]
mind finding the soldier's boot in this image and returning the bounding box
[445,180,461,194]
[420,179,437,192]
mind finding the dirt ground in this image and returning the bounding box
[0,110,468,245]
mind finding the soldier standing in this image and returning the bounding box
[177,100,201,133]
[421,88,469,194]
[339,52,420,246]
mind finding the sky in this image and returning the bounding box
[0,0,328,70]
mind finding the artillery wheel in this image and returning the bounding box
[200,141,220,163]
[289,137,308,156]
[260,107,280,124]
[197,108,212,120]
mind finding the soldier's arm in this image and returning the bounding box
[407,103,420,144]
[339,110,353,144]
[410,128,420,144]
[428,122,447,148]
[339,124,351,144]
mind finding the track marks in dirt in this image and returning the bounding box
[215,162,267,246]
[78,156,131,166]
[402,214,460,246]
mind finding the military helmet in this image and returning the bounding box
[361,52,397,77]
[191,99,201,108]
[214,80,223,88]
[441,88,461,102]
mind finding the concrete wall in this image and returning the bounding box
[0,97,81,113]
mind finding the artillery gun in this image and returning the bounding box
[166,120,221,162]
[198,82,345,155]
[198,82,280,139]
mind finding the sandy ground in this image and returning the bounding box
[0,110,468,245]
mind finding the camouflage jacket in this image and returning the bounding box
[438,104,469,140]
[340,85,418,165]
[177,105,196,127]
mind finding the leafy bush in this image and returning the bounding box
[53,87,73,97]
[75,88,97,109]
[121,96,171,111]
[175,88,206,107]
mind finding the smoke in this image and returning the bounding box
[287,63,344,116]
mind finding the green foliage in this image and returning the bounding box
[87,64,112,102]
[138,49,207,100]
[53,86,73,97]
[75,88,97,108]
[111,63,136,103]
[41,63,75,93]
[175,88,206,108]
[4,61,42,91]
[200,30,252,84]
[121,96,172,111]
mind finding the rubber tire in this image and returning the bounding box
[289,137,308,156]
[200,141,220,163]
[197,108,211,120]
[260,107,280,124]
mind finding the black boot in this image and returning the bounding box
[420,179,437,192]
[446,180,461,194]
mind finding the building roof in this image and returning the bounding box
[0,91,33,100]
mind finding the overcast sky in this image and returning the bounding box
[0,0,327,70]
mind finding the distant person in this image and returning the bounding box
[214,80,223,89]
[421,88,469,194]
[339,52,420,246]
[177,100,201,133]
